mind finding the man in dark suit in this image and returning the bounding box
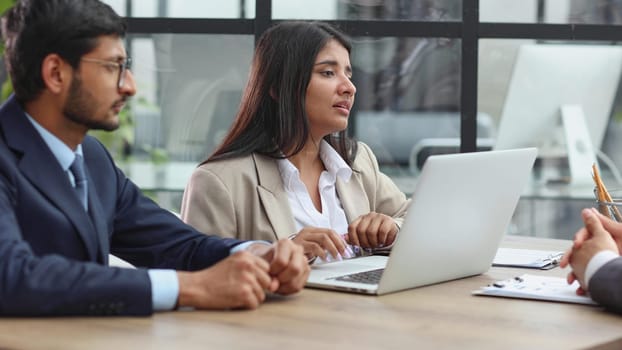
[561,208,622,314]
[0,0,308,316]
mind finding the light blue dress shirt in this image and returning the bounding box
[26,115,263,311]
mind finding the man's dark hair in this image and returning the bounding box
[2,0,127,103]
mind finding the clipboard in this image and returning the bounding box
[492,248,563,270]
[472,274,598,305]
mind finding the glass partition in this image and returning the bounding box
[102,0,255,18]
[479,39,622,178]
[480,0,622,24]
[350,36,462,194]
[96,33,463,199]
[90,34,254,202]
[273,0,461,21]
[479,38,622,236]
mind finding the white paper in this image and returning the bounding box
[493,248,564,269]
[473,274,598,305]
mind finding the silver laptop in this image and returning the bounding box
[306,148,537,295]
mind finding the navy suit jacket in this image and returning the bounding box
[590,257,622,314]
[0,96,241,316]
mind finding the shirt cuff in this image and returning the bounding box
[230,240,271,254]
[148,269,179,311]
[584,250,619,288]
[148,242,270,311]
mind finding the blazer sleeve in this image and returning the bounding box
[589,257,622,314]
[181,165,238,239]
[355,142,411,229]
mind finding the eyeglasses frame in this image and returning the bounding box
[80,56,132,88]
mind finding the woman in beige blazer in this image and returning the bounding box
[181,22,410,261]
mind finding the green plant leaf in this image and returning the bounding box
[0,0,16,15]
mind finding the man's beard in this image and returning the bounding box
[63,74,120,131]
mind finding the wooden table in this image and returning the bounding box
[1,236,621,350]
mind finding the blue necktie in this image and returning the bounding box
[70,154,88,210]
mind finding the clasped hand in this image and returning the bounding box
[176,238,309,310]
[560,208,621,294]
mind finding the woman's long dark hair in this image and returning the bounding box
[204,21,357,165]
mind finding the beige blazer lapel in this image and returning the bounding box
[336,170,370,222]
[253,154,297,239]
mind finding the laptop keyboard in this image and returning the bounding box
[332,268,384,285]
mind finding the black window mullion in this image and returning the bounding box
[255,0,272,43]
[461,0,478,153]
[480,22,622,41]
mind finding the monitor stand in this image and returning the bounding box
[561,104,598,186]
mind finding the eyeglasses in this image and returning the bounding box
[80,57,132,88]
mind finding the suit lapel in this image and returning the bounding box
[0,97,99,261]
[253,154,296,239]
[336,170,370,222]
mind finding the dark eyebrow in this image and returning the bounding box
[314,59,353,74]
[315,59,337,66]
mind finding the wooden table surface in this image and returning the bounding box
[1,236,621,350]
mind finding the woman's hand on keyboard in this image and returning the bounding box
[347,212,399,249]
[290,227,350,262]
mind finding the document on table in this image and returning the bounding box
[472,274,598,305]
[492,248,564,270]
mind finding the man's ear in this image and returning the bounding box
[40,53,70,94]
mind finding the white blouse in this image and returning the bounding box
[277,140,354,261]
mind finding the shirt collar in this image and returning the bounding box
[276,140,352,191]
[276,157,300,192]
[25,113,83,172]
[318,140,352,182]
